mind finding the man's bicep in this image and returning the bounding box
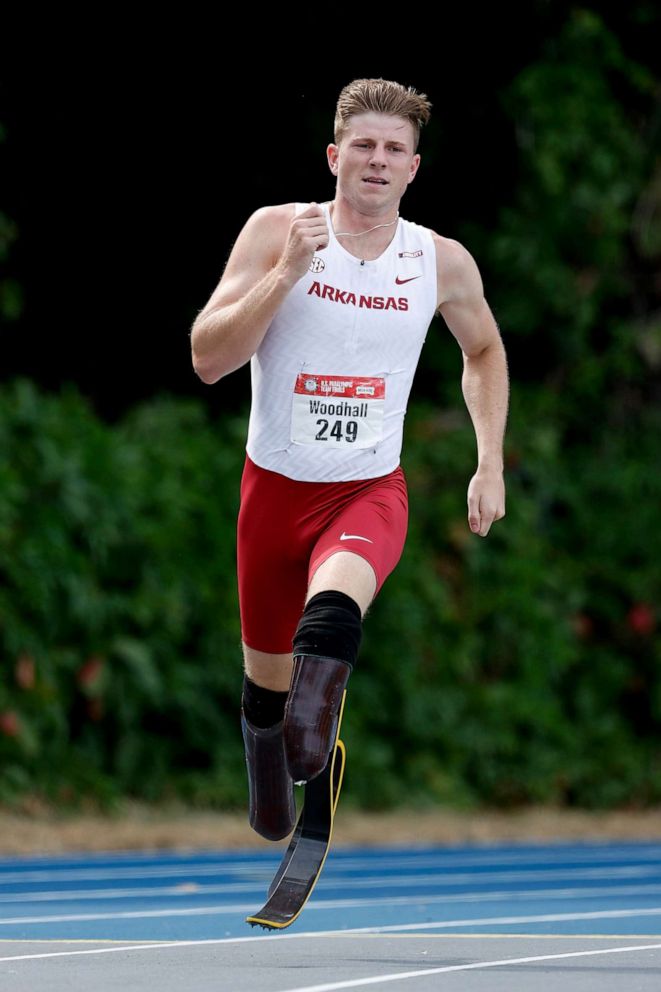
[436,240,500,357]
[439,296,501,358]
[198,205,291,317]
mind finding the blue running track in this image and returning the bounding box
[1,840,661,942]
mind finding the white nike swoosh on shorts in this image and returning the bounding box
[340,532,373,543]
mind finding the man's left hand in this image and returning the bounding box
[467,467,506,537]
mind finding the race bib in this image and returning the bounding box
[291,373,385,448]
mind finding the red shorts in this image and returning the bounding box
[237,454,409,654]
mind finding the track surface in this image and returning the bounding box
[1,840,660,990]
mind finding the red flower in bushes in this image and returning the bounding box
[627,603,656,636]
[15,653,36,690]
[77,655,105,690]
[0,711,21,737]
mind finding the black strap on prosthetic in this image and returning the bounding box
[292,590,362,670]
[242,675,289,729]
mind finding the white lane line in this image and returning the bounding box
[336,866,661,885]
[4,880,661,910]
[1,931,660,967]
[343,907,661,933]
[2,904,661,929]
[1,936,660,977]
[0,929,439,962]
[323,866,661,886]
[0,934,318,962]
[3,862,660,891]
[273,849,661,873]
[0,865,270,884]
[6,875,661,906]
[273,942,661,992]
[314,850,661,872]
[0,882,267,903]
[3,847,661,883]
[0,906,252,924]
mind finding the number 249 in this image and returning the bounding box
[315,419,358,443]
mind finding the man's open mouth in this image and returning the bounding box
[363,178,388,184]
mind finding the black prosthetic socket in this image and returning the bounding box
[242,675,289,729]
[292,590,362,669]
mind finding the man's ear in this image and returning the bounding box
[408,153,421,184]
[327,143,339,176]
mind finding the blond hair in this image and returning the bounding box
[334,78,432,153]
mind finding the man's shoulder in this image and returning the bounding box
[248,202,297,229]
[254,202,298,218]
[428,232,482,308]
[429,231,473,267]
[239,204,297,265]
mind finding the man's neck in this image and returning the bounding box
[328,200,400,261]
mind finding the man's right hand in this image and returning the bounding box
[277,202,329,286]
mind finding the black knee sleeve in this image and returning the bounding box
[292,590,362,669]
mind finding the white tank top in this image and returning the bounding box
[245,200,438,482]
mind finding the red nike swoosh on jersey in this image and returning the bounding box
[395,275,422,284]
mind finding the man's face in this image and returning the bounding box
[327,112,421,212]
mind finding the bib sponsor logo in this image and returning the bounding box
[294,375,385,399]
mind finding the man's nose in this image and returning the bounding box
[368,146,387,166]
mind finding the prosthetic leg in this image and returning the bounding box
[241,675,296,841]
[283,589,362,784]
[246,691,347,929]
[240,712,296,841]
[245,590,362,927]
[283,655,351,783]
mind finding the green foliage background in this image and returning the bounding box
[0,376,658,810]
[1,10,659,809]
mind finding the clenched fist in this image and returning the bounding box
[277,202,329,286]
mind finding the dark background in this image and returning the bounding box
[2,4,657,420]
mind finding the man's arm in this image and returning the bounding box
[190,202,329,384]
[433,234,509,537]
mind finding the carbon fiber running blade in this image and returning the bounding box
[246,691,347,930]
[246,739,345,929]
[267,736,345,900]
